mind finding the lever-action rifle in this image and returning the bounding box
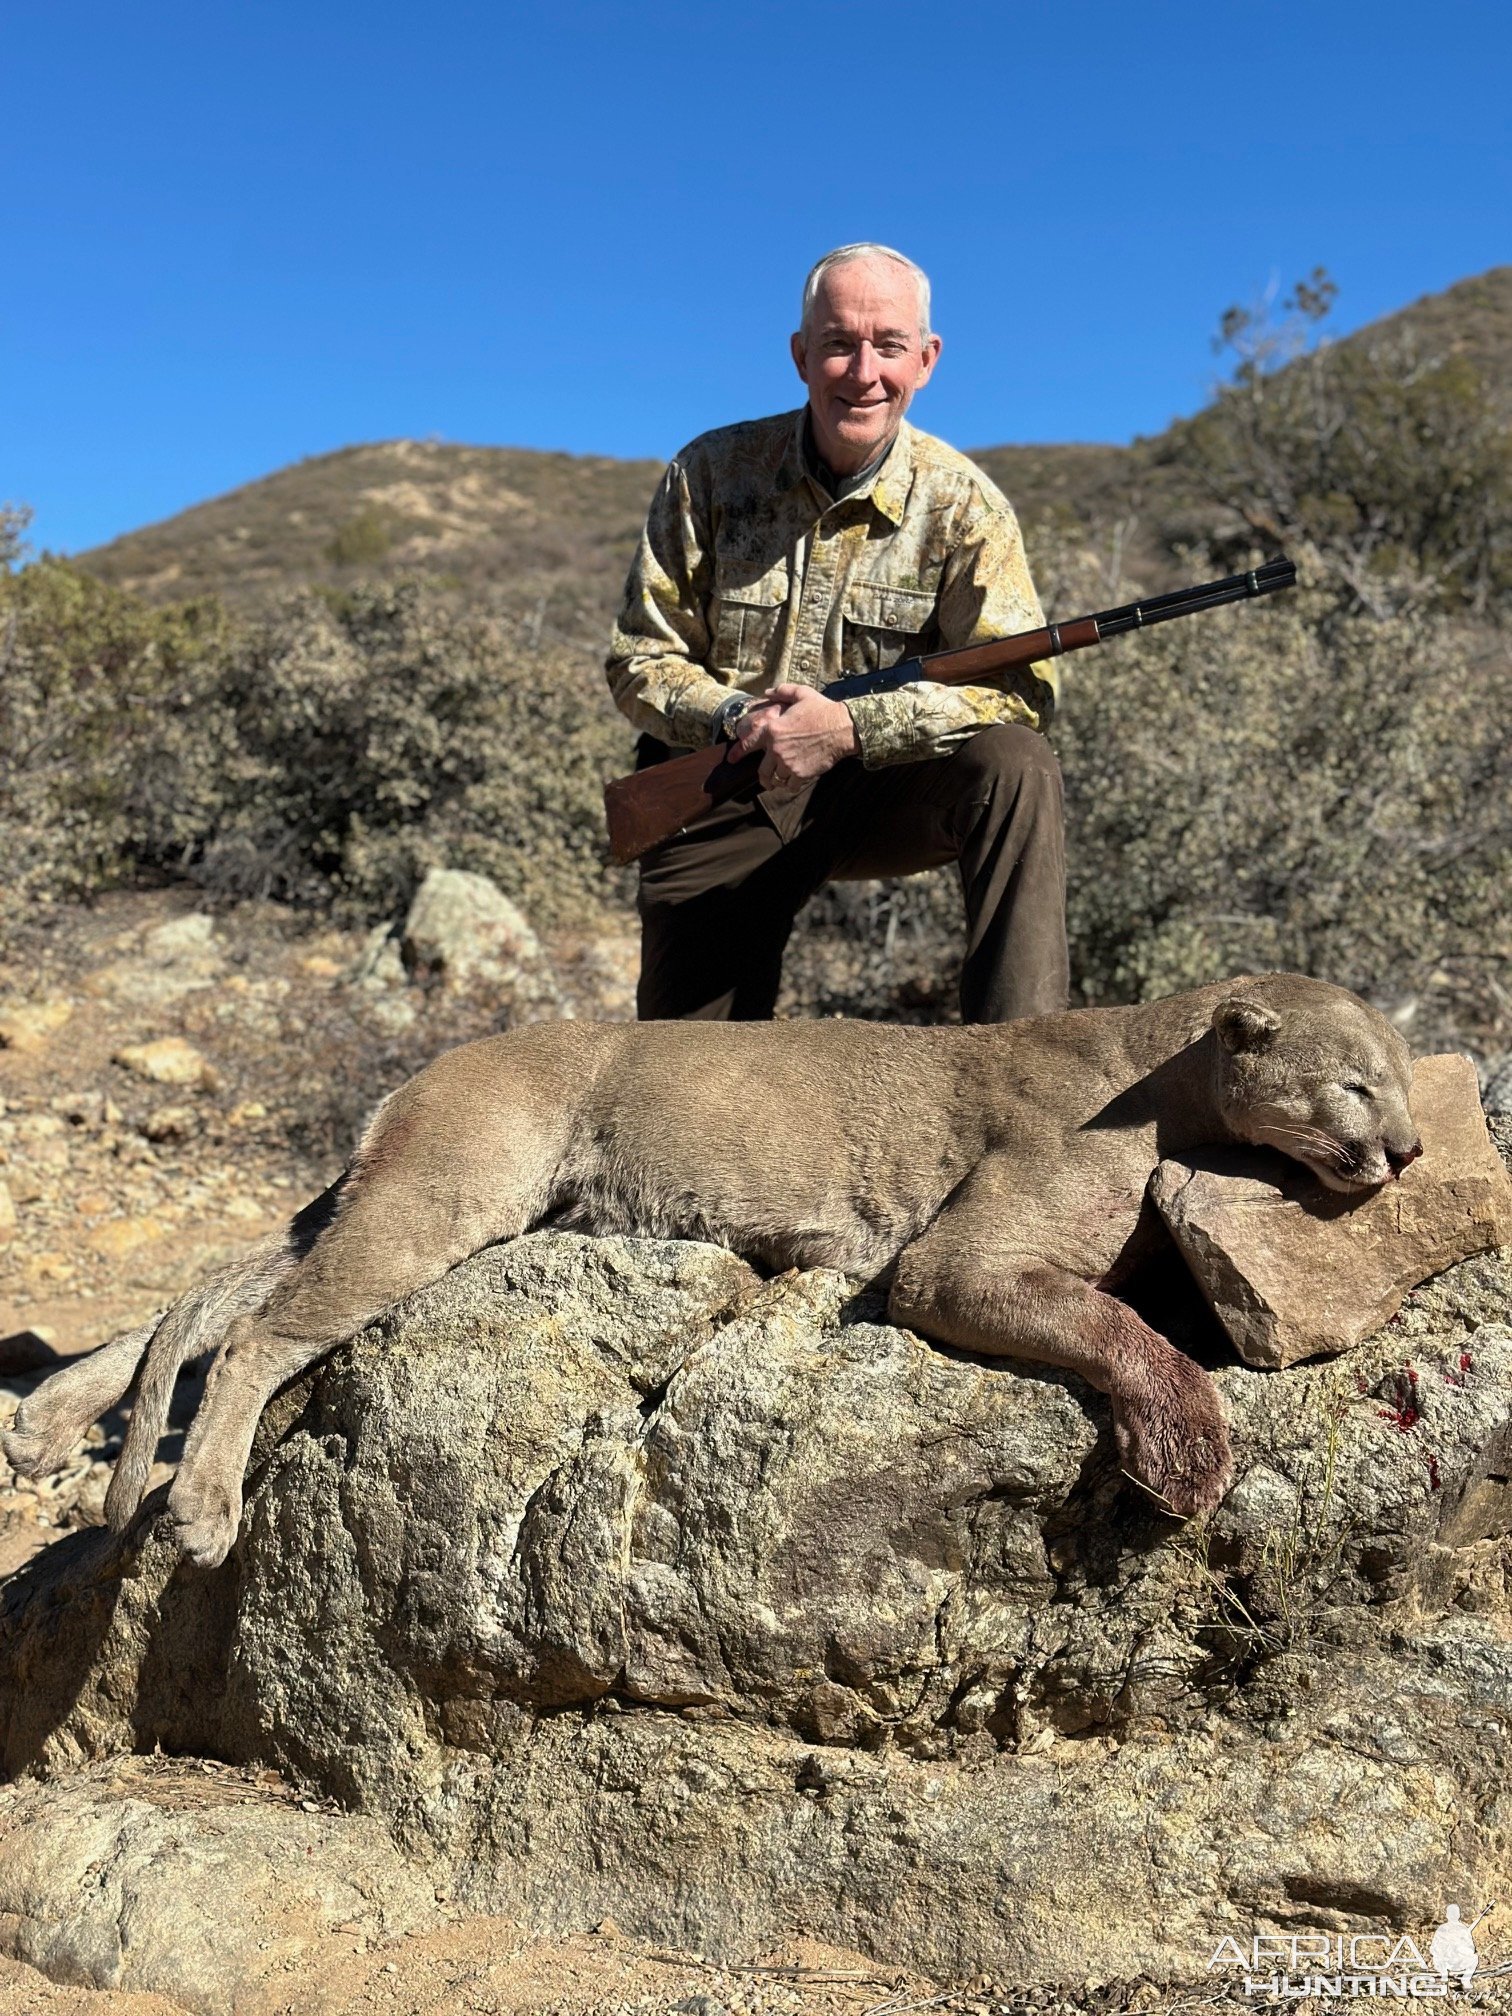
[603,557,1297,866]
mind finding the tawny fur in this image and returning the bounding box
[3,973,1418,1570]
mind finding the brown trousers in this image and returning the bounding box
[635,723,1070,1024]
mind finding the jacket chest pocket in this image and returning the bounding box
[711,562,790,681]
[840,580,937,675]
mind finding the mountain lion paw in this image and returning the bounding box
[1113,1360,1233,1518]
[166,1467,243,1569]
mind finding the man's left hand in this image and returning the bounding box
[734,684,860,789]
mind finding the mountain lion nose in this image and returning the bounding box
[1386,1141,1423,1177]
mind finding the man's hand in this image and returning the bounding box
[734,684,860,789]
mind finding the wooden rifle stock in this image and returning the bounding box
[603,742,766,867]
[603,557,1296,865]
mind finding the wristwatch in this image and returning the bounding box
[709,693,754,744]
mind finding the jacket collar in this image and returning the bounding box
[775,408,913,525]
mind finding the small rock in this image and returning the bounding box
[14,1115,65,1141]
[49,1091,108,1128]
[90,915,225,1007]
[401,867,571,1020]
[1152,1053,1512,1367]
[0,1180,15,1246]
[26,1252,73,1283]
[349,924,407,991]
[364,993,418,1034]
[228,1101,268,1126]
[300,954,344,981]
[142,913,220,963]
[113,1038,219,1090]
[143,1105,200,1142]
[87,1216,167,1258]
[0,1000,73,1052]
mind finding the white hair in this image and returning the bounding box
[799,243,932,339]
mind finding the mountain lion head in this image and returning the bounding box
[1212,977,1421,1194]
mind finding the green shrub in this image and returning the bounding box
[0,561,229,934]
[181,582,628,926]
[325,507,397,567]
[1058,589,1511,1047]
[1157,277,1512,617]
[0,567,630,946]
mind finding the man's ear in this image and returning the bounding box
[1213,997,1281,1054]
[790,330,810,386]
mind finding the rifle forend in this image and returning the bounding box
[603,557,1296,866]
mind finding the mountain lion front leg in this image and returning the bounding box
[891,1213,1232,1518]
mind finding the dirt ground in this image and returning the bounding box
[0,1927,948,2016]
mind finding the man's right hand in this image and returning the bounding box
[734,684,860,788]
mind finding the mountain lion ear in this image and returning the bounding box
[1213,997,1281,1054]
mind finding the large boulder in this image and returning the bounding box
[0,1761,442,2014]
[401,867,569,1020]
[2,1224,1512,1994]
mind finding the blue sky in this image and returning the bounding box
[5,0,1509,556]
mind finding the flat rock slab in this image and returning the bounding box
[1152,1052,1512,1367]
[0,1760,442,2016]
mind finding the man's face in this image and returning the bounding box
[790,257,942,476]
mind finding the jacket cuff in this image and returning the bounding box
[662,674,742,748]
[842,691,913,767]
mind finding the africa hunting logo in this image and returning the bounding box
[1207,1904,1493,1998]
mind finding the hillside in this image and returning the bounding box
[74,426,1191,622]
[78,438,665,642]
[80,431,1152,620]
[74,267,1510,621]
[1346,263,1512,416]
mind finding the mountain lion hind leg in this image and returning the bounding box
[4,1322,158,1482]
[890,1191,1232,1519]
[4,1234,291,1493]
[164,1032,582,1568]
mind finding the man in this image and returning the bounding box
[606,242,1068,1023]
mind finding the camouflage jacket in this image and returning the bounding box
[605,408,1054,768]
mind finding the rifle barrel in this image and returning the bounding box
[1090,558,1296,642]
